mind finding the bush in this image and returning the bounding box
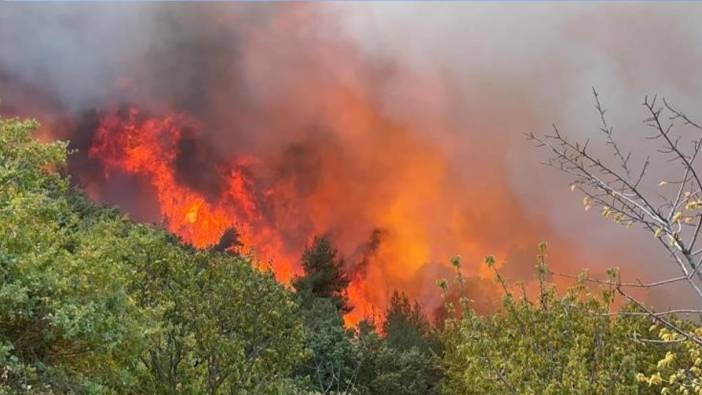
[440,250,666,394]
[0,116,304,393]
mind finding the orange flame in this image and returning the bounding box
[89,107,297,281]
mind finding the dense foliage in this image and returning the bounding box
[3,114,702,394]
[291,237,442,394]
[635,323,702,394]
[440,250,670,394]
[0,116,303,394]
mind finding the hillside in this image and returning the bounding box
[2,115,701,394]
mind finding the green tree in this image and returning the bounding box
[355,317,441,395]
[529,91,702,390]
[291,237,360,394]
[291,236,443,394]
[133,246,305,394]
[293,236,351,314]
[294,298,360,394]
[0,117,152,393]
[440,251,665,394]
[383,291,439,355]
[0,115,306,394]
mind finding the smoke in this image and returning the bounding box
[333,2,702,308]
[2,3,701,319]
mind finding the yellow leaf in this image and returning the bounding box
[672,211,682,223]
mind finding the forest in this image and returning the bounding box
[3,105,702,394]
[5,2,702,394]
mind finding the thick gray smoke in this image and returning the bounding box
[2,3,702,311]
[333,3,702,307]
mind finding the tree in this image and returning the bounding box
[0,116,152,393]
[633,320,702,393]
[529,89,702,341]
[383,291,438,354]
[293,235,351,314]
[529,90,702,390]
[352,297,442,395]
[132,245,305,394]
[211,227,243,254]
[294,298,361,394]
[290,236,361,394]
[290,234,444,394]
[440,251,665,394]
[0,115,306,394]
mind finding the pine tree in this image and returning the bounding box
[292,235,351,314]
[383,291,437,353]
[353,292,442,394]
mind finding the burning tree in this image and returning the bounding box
[529,89,702,389]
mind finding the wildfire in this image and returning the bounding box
[89,106,298,280]
[81,83,554,327]
[86,97,482,326]
[1,5,596,327]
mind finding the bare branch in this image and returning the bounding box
[606,309,702,317]
[617,287,702,347]
[530,92,702,345]
[548,270,688,288]
[593,87,632,179]
[664,98,702,131]
[644,97,702,196]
